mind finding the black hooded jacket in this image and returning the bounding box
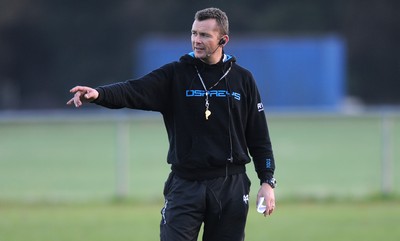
[94,52,275,182]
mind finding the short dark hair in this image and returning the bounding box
[194,7,229,35]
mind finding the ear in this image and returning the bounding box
[220,35,229,46]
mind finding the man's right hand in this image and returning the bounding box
[66,86,99,107]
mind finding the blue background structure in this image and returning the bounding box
[135,35,346,110]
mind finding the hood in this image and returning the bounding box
[179,52,236,67]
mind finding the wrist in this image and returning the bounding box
[261,177,277,188]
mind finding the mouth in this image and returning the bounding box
[194,47,205,52]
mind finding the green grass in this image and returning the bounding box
[0,114,399,202]
[270,115,394,198]
[0,113,399,241]
[1,201,399,241]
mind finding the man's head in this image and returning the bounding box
[194,7,229,36]
[191,8,230,64]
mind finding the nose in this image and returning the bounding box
[192,34,201,44]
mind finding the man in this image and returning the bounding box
[67,7,276,241]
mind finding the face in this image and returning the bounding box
[191,19,226,64]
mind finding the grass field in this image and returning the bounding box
[0,112,399,240]
[0,112,398,202]
[1,201,399,241]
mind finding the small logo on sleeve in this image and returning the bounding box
[266,159,271,168]
[257,102,264,112]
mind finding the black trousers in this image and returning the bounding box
[160,172,251,241]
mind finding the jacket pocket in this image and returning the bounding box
[184,134,231,168]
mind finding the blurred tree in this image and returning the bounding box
[0,0,50,108]
[0,0,399,109]
[342,0,400,104]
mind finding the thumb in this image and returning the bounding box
[84,89,98,99]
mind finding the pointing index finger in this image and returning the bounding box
[69,86,85,93]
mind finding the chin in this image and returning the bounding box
[192,49,203,57]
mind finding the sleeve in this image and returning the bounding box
[245,73,276,184]
[93,63,174,112]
